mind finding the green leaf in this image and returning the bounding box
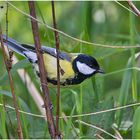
[116,58,132,126]
[65,105,76,139]
[132,106,140,139]
[86,96,114,139]
[0,59,30,85]
[0,90,12,98]
[0,89,33,138]
[12,59,30,71]
[0,96,7,138]
[0,89,32,114]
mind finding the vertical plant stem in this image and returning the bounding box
[51,1,61,136]
[79,44,83,135]
[18,103,29,138]
[28,1,56,138]
[79,84,83,134]
[129,11,137,102]
[0,96,7,138]
[0,27,23,139]
[59,99,64,133]
[1,4,14,137]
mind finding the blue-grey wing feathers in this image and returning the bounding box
[42,46,71,61]
[21,44,72,61]
[2,35,28,56]
[2,35,72,62]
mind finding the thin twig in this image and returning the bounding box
[7,1,140,49]
[0,27,23,139]
[1,102,140,119]
[51,1,61,137]
[127,0,140,17]
[102,66,140,77]
[112,125,123,139]
[114,0,138,16]
[28,2,56,138]
[62,112,79,138]
[95,133,105,139]
[76,120,118,139]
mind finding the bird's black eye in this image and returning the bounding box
[0,6,4,9]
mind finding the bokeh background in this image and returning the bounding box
[0,1,140,139]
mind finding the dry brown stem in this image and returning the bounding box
[0,27,23,139]
[51,1,61,137]
[127,0,140,16]
[28,1,57,138]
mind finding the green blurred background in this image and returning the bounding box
[0,1,140,139]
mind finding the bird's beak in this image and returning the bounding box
[97,69,104,74]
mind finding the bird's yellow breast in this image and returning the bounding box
[43,53,75,82]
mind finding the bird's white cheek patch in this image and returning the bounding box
[76,61,96,75]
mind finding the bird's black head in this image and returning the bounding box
[73,54,104,77]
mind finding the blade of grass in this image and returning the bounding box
[116,58,132,126]
[132,106,140,138]
[18,103,29,138]
[0,95,7,138]
[79,84,83,134]
[72,90,82,135]
[129,10,137,102]
[64,105,76,138]
[59,98,64,135]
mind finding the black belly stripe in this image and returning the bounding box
[34,68,88,86]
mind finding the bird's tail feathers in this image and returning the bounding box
[2,34,29,57]
[1,35,37,63]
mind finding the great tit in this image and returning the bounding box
[2,35,104,86]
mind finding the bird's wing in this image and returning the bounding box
[21,44,72,62]
[21,44,76,84]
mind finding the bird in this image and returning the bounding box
[2,35,104,86]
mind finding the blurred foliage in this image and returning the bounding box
[0,1,140,139]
